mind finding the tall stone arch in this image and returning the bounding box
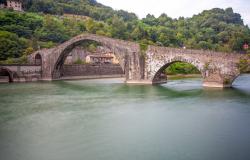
[151,57,204,84]
[38,34,141,81]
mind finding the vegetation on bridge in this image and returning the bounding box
[237,55,250,73]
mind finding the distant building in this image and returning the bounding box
[64,46,120,65]
[0,0,23,11]
[86,54,114,64]
[0,4,5,8]
[243,43,249,50]
[7,0,23,11]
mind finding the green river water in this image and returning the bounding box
[0,75,250,160]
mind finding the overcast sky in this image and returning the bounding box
[98,0,250,26]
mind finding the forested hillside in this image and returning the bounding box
[0,0,250,64]
[22,0,138,22]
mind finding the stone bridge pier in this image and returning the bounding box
[29,33,249,88]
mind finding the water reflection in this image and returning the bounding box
[0,75,250,160]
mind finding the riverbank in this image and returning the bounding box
[0,76,9,83]
[167,74,202,80]
[60,74,201,83]
[59,74,125,81]
[1,75,250,160]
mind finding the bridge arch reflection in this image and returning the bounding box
[0,67,13,83]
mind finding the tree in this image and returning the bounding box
[29,0,63,15]
[142,14,158,26]
[198,41,213,50]
[0,31,27,60]
[35,15,69,43]
[110,15,127,39]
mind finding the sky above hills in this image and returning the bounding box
[98,0,250,26]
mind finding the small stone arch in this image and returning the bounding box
[231,73,243,85]
[0,67,14,83]
[35,53,42,66]
[151,56,204,84]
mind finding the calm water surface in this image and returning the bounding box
[0,75,250,160]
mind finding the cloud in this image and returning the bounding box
[98,0,250,26]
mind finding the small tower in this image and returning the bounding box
[6,0,23,11]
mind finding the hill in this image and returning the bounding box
[0,0,249,64]
[22,0,138,22]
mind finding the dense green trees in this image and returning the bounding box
[0,10,43,38]
[140,8,250,51]
[0,31,27,60]
[22,0,137,22]
[35,15,69,42]
[0,0,250,67]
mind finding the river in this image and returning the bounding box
[0,75,250,160]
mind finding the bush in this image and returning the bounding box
[166,62,200,75]
[73,58,86,65]
[0,31,28,60]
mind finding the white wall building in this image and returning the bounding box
[0,0,23,11]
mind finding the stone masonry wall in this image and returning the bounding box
[62,64,124,77]
[0,65,42,82]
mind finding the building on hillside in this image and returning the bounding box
[0,0,23,11]
[103,53,119,64]
[86,54,114,64]
[64,46,120,65]
[0,4,5,8]
[7,0,23,11]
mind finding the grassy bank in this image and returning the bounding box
[167,74,202,80]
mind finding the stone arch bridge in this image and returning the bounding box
[27,33,249,87]
[0,65,41,82]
